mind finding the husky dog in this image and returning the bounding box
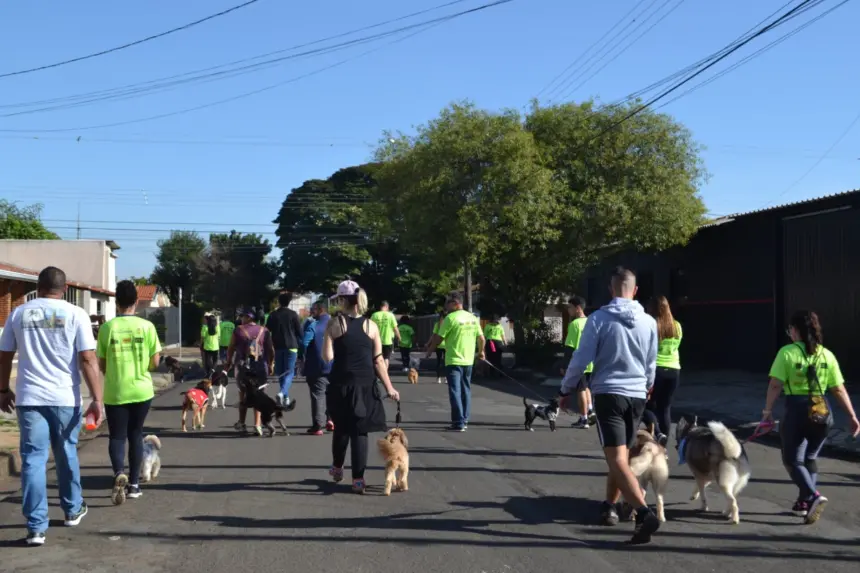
[140,435,162,483]
[523,397,560,431]
[675,415,751,524]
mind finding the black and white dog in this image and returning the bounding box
[523,397,560,432]
[209,364,230,409]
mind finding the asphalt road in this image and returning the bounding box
[1,371,858,572]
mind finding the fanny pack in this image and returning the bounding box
[787,344,830,426]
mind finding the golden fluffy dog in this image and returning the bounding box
[377,428,410,496]
[407,368,419,384]
[181,379,212,432]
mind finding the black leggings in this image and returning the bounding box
[400,348,411,368]
[646,367,680,437]
[332,429,368,480]
[436,349,446,377]
[105,399,152,485]
[202,350,219,373]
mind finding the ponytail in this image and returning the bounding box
[356,288,368,316]
[206,315,217,336]
[789,310,823,355]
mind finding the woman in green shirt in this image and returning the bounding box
[762,310,859,524]
[646,296,682,446]
[200,314,220,373]
[483,316,506,377]
[398,316,416,372]
[97,281,161,506]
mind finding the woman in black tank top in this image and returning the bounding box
[322,280,400,494]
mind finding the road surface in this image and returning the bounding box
[1,372,858,572]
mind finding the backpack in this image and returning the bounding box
[239,325,267,365]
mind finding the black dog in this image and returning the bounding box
[523,397,560,432]
[237,366,289,437]
[160,355,185,382]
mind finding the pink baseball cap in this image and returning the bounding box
[336,279,360,296]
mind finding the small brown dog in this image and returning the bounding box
[407,368,419,384]
[181,379,212,432]
[377,428,410,496]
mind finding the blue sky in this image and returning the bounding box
[1,0,858,278]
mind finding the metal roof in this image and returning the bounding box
[700,189,860,229]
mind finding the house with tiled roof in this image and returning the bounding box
[136,284,169,309]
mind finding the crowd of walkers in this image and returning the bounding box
[0,264,857,547]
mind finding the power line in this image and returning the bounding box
[583,0,834,147]
[0,0,264,79]
[553,0,687,103]
[536,0,648,99]
[0,134,370,148]
[545,0,671,103]
[0,0,483,118]
[0,0,514,133]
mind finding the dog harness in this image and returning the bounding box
[677,438,688,465]
[186,388,208,408]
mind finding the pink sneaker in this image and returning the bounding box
[329,466,344,483]
[352,478,366,494]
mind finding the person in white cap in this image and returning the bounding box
[322,279,400,494]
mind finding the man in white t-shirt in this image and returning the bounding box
[0,266,103,546]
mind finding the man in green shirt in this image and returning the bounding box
[398,316,416,372]
[219,316,235,362]
[426,291,485,431]
[564,296,596,429]
[370,301,400,371]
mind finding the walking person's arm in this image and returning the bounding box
[762,378,784,421]
[0,314,18,412]
[79,314,104,425]
[368,321,400,402]
[560,318,598,396]
[290,312,303,350]
[644,322,658,398]
[476,332,486,361]
[829,384,860,437]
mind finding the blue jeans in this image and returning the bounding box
[781,396,831,500]
[17,406,84,534]
[275,349,298,399]
[446,365,473,428]
[219,347,228,362]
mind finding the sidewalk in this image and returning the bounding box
[543,369,860,456]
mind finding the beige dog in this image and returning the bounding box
[629,429,670,522]
[377,428,410,496]
[407,368,419,384]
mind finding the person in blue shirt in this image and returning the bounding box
[303,301,332,435]
[298,313,316,375]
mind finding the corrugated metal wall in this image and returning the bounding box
[782,207,860,378]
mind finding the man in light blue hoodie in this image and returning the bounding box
[560,267,660,545]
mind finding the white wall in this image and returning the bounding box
[0,240,113,289]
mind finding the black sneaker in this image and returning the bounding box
[600,501,619,526]
[629,507,660,545]
[126,485,142,499]
[285,398,297,412]
[448,424,466,432]
[657,434,669,447]
[26,531,46,546]
[64,501,88,526]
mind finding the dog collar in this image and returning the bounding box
[678,438,688,465]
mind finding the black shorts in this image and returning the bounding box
[381,345,393,360]
[576,372,592,392]
[593,394,646,449]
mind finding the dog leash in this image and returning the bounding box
[743,419,776,444]
[395,400,402,428]
[479,358,552,402]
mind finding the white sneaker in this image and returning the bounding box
[437,377,443,384]
[276,393,284,406]
[26,531,46,546]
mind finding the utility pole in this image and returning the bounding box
[178,287,183,359]
[76,203,81,239]
[464,259,473,313]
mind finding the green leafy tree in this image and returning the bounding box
[0,200,59,240]
[375,101,561,316]
[196,231,277,315]
[127,276,151,286]
[150,231,206,305]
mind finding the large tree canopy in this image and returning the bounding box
[374,100,706,334]
[196,231,277,315]
[0,201,59,240]
[150,231,206,305]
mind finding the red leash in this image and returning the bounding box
[744,420,776,444]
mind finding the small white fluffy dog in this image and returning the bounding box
[140,435,162,483]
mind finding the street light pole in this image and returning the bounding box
[178,287,183,359]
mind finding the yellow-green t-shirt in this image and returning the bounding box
[484,323,504,342]
[656,321,682,370]
[201,324,220,352]
[371,311,398,346]
[769,343,844,395]
[433,321,446,350]
[97,316,161,405]
[219,321,235,347]
[399,324,415,348]
[565,317,593,374]
[438,310,482,366]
